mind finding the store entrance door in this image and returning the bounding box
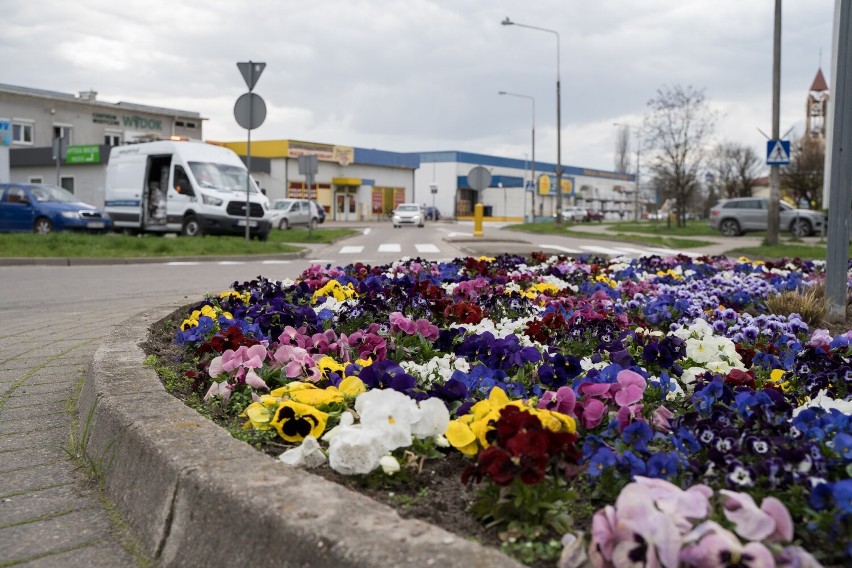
[335,189,357,221]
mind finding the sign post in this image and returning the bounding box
[297,154,318,235]
[429,183,438,221]
[235,61,267,240]
[467,166,492,237]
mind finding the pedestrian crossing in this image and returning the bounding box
[163,243,700,268]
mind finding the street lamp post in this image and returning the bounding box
[502,17,562,224]
[498,90,536,223]
[614,123,641,221]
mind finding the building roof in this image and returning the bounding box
[810,68,829,92]
[0,83,204,118]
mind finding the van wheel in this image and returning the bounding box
[182,215,202,237]
[34,217,53,234]
[719,219,741,237]
[279,219,289,230]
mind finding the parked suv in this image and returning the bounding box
[268,199,320,230]
[708,197,825,237]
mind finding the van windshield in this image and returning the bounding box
[188,162,259,193]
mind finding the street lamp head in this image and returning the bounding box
[501,17,514,26]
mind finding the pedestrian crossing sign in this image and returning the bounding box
[766,139,791,165]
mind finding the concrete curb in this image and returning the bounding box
[78,306,524,568]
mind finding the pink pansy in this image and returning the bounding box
[579,382,612,399]
[680,521,774,568]
[538,386,577,417]
[208,355,225,378]
[579,398,607,429]
[720,490,793,543]
[415,319,440,341]
[273,345,319,380]
[589,505,618,567]
[389,312,418,335]
[221,344,267,373]
[244,369,269,391]
[651,406,675,432]
[203,381,232,402]
[613,369,646,407]
[807,328,831,348]
[616,403,644,430]
[633,477,712,534]
[610,483,684,568]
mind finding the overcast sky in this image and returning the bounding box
[1,0,838,172]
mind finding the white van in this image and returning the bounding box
[104,140,271,239]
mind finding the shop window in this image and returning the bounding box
[53,124,73,145]
[12,121,33,144]
[104,132,122,146]
[29,177,43,184]
[60,176,75,194]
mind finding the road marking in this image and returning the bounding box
[308,259,335,264]
[363,228,371,235]
[613,247,657,256]
[415,244,441,253]
[646,247,701,258]
[579,245,631,256]
[218,261,245,265]
[540,244,582,254]
[339,246,364,254]
[166,261,200,266]
[262,260,292,264]
[378,244,401,253]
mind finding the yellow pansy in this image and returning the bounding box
[311,280,359,303]
[655,269,683,281]
[595,274,618,288]
[241,394,280,430]
[445,420,478,456]
[270,401,329,443]
[317,356,346,377]
[336,376,367,397]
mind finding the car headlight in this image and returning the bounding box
[61,211,82,219]
[201,194,223,206]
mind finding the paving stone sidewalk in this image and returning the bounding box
[0,307,143,567]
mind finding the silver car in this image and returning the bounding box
[268,199,320,230]
[708,197,825,237]
[392,203,424,228]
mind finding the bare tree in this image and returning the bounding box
[781,136,824,209]
[614,124,631,173]
[643,85,716,226]
[710,142,763,199]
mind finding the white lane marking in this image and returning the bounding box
[447,231,473,238]
[646,247,701,258]
[378,243,401,253]
[166,261,200,266]
[363,228,371,235]
[415,244,441,253]
[540,244,582,254]
[307,259,335,264]
[579,245,631,256]
[340,246,365,254]
[218,261,245,265]
[613,247,658,256]
[262,260,292,264]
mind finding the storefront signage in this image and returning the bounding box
[538,175,575,196]
[92,112,119,126]
[288,141,354,166]
[92,112,162,131]
[66,145,101,164]
[0,118,11,146]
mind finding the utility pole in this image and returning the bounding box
[766,0,782,245]
[825,0,852,322]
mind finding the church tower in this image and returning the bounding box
[805,68,829,141]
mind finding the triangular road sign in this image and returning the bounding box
[237,62,266,91]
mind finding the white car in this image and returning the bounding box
[268,199,320,230]
[392,203,424,228]
[554,206,589,222]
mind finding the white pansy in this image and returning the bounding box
[355,389,417,450]
[327,425,388,475]
[401,354,470,386]
[321,410,355,442]
[792,389,852,417]
[411,397,451,439]
[379,455,401,475]
[278,435,327,468]
[434,435,450,448]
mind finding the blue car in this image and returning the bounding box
[0,183,112,233]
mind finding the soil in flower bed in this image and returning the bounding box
[142,304,562,568]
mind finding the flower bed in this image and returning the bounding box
[161,253,851,567]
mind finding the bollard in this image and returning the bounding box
[474,203,484,237]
